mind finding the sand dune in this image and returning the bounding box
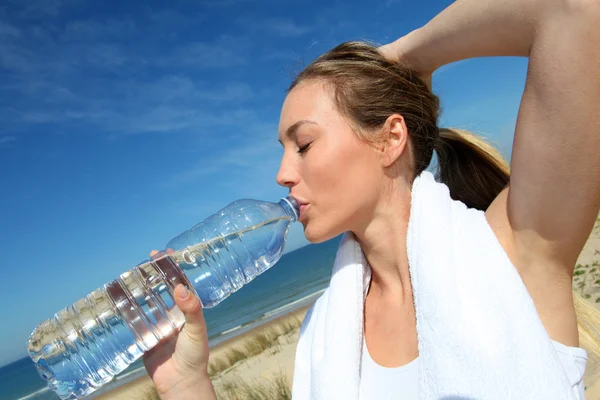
[575,215,600,398]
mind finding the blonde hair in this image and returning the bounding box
[290,41,600,359]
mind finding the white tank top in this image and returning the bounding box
[359,337,588,400]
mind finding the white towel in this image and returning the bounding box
[292,171,576,400]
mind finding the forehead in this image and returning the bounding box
[278,81,336,136]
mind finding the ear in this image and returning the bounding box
[380,114,409,168]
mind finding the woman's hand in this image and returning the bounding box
[378,31,433,90]
[142,250,217,400]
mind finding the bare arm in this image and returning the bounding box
[389,0,537,71]
[396,0,600,270]
[382,0,600,347]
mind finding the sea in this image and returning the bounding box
[0,236,342,400]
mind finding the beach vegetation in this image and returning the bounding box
[141,385,161,400]
[207,316,302,378]
[216,371,292,400]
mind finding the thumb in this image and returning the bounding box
[172,284,210,374]
[173,284,208,342]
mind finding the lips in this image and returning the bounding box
[290,195,309,220]
[297,204,310,222]
[290,195,307,206]
[299,203,309,216]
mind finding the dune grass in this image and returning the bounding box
[573,216,600,308]
[216,371,292,400]
[141,385,161,400]
[207,316,302,378]
[141,372,292,400]
[140,315,300,400]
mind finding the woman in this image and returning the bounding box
[143,0,600,398]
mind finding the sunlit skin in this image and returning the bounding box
[276,80,421,366]
[276,80,409,243]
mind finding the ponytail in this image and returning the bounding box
[436,127,600,361]
[435,128,509,211]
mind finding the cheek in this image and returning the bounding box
[300,140,381,239]
[301,141,358,201]
[309,142,379,197]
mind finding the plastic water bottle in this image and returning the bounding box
[26,196,299,399]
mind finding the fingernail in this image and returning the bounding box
[178,285,190,299]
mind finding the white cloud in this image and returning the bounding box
[0,17,258,134]
[238,16,314,38]
[61,19,137,42]
[0,41,36,71]
[108,107,258,134]
[1,76,258,135]
[6,0,79,17]
[266,18,313,37]
[11,110,71,124]
[0,21,21,37]
[262,50,303,62]
[84,43,130,70]
[197,0,266,7]
[0,7,279,139]
[140,76,253,103]
[0,136,16,147]
[175,38,249,68]
[167,121,280,186]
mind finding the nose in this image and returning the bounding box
[276,154,300,189]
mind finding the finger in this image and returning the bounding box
[150,250,163,260]
[173,284,208,341]
[377,44,390,59]
[378,41,402,63]
[150,248,175,260]
[143,332,177,379]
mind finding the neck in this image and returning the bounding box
[353,187,413,305]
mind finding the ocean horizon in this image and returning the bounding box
[0,236,341,400]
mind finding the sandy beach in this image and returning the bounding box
[94,306,309,400]
[94,214,600,400]
[575,214,600,399]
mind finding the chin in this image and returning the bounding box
[302,221,340,244]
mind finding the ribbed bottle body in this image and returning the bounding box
[27,256,193,399]
[26,196,299,399]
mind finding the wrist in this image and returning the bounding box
[158,374,216,400]
[395,28,438,74]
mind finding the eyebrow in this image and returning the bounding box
[278,120,317,145]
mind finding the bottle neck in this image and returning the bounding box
[279,196,299,223]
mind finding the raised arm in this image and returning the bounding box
[387,0,600,270]
[381,0,600,346]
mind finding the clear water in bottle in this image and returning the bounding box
[27,196,299,399]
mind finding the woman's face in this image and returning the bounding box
[277,80,385,243]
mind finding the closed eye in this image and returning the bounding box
[297,143,311,154]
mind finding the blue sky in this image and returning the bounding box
[0,0,528,367]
